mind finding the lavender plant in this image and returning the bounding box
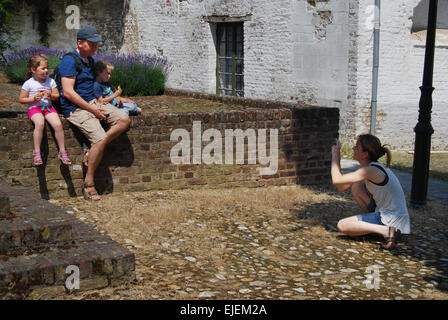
[2,46,66,83]
[2,47,170,96]
[94,53,170,96]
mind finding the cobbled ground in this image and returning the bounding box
[34,185,448,300]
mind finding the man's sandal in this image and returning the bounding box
[381,226,401,250]
[82,183,100,201]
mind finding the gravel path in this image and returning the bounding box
[42,185,448,300]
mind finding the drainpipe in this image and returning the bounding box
[370,0,380,135]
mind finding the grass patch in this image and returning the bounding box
[389,152,448,182]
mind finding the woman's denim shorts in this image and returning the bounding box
[357,212,384,225]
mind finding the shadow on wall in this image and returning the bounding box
[35,127,76,200]
[34,123,134,199]
[282,108,336,185]
[70,123,134,196]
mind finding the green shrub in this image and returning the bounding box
[95,53,170,96]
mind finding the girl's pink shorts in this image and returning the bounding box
[27,106,58,120]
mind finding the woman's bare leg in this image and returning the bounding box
[337,216,389,237]
[351,181,372,213]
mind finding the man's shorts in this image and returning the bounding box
[28,105,58,120]
[66,99,128,144]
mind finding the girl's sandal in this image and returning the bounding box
[33,151,43,166]
[381,226,401,250]
[82,183,100,201]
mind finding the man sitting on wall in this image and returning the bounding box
[58,26,130,200]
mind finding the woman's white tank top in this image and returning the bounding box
[365,162,411,234]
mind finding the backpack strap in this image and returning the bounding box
[54,52,89,91]
[63,52,85,75]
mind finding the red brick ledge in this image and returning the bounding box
[164,88,311,109]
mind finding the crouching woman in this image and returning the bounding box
[330,134,411,250]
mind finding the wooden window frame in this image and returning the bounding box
[216,22,244,97]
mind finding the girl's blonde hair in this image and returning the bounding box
[357,134,392,167]
[25,53,49,80]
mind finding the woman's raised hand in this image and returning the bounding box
[331,139,341,153]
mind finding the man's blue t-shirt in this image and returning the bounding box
[58,50,96,118]
[94,82,117,106]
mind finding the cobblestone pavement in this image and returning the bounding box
[41,185,448,300]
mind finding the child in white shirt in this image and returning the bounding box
[18,53,71,166]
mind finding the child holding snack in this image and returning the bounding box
[18,53,71,166]
[93,60,141,115]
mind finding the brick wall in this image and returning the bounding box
[0,106,339,199]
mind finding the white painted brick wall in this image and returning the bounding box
[130,0,294,101]
[130,0,351,114]
[355,0,448,150]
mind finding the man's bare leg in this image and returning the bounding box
[104,116,130,144]
[82,116,129,200]
[83,138,106,200]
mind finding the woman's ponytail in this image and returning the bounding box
[382,145,391,167]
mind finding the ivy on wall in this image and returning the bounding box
[32,0,55,46]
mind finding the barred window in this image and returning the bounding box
[216,22,244,97]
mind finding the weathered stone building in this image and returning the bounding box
[9,0,448,150]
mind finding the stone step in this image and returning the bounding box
[0,181,73,254]
[0,219,136,298]
[0,180,136,299]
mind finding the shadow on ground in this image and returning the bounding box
[289,184,448,294]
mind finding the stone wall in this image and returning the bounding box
[0,105,339,199]
[129,0,351,118]
[10,0,127,54]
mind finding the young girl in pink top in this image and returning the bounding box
[18,53,71,166]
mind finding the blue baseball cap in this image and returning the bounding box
[77,26,102,42]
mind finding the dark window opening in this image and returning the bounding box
[216,22,244,97]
